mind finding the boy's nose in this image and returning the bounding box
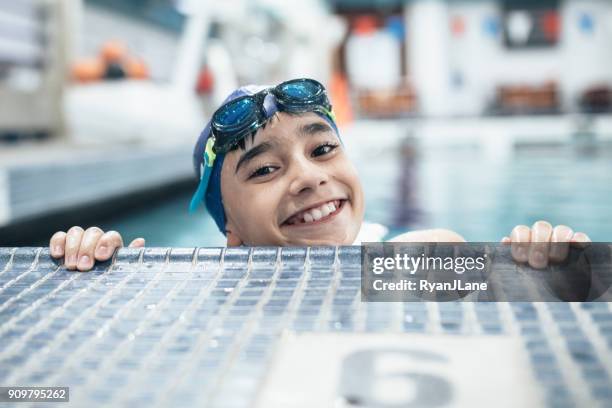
[288,158,330,196]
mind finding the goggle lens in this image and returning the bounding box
[279,80,320,99]
[211,79,331,154]
[216,97,256,126]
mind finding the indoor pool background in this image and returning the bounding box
[90,122,612,246]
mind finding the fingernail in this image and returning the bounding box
[516,247,526,259]
[534,251,545,263]
[78,255,91,269]
[53,246,62,255]
[97,245,107,257]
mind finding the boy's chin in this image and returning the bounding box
[285,236,352,246]
[279,223,358,246]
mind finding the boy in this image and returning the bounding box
[49,79,590,271]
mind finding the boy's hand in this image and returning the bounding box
[501,220,590,269]
[49,226,145,271]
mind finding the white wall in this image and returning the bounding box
[406,0,453,116]
[407,0,612,116]
[561,0,612,108]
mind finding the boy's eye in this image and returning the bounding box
[249,165,278,179]
[312,143,339,157]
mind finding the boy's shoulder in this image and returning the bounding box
[388,229,466,243]
[353,222,389,244]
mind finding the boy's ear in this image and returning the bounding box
[226,228,243,247]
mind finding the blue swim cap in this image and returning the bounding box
[191,84,340,235]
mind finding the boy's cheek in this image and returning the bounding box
[351,179,366,219]
[237,211,284,246]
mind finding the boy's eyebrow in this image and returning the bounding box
[299,121,333,136]
[235,142,274,174]
[234,121,333,174]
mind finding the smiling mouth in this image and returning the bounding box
[282,199,347,227]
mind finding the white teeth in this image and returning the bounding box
[288,200,342,225]
[320,205,331,217]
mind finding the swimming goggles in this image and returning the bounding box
[189,78,335,213]
[210,78,334,154]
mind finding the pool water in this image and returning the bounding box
[98,126,612,246]
[376,143,612,241]
[97,191,227,247]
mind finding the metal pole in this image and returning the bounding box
[171,1,210,95]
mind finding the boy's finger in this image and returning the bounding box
[528,221,553,269]
[94,231,124,261]
[76,227,104,271]
[128,238,145,248]
[501,236,511,244]
[570,232,592,249]
[64,226,84,270]
[510,225,530,263]
[531,220,553,242]
[49,231,67,258]
[549,225,573,263]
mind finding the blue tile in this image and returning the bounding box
[535,367,563,382]
[308,247,336,265]
[114,247,143,264]
[223,247,251,265]
[222,268,247,279]
[196,247,223,264]
[168,248,196,263]
[11,247,40,267]
[280,247,307,265]
[142,248,169,263]
[591,313,612,323]
[525,339,550,351]
[530,352,557,366]
[582,365,609,382]
[337,246,361,266]
[251,247,279,265]
[482,324,503,334]
[0,247,15,271]
[276,279,299,289]
[591,384,612,400]
[570,349,598,364]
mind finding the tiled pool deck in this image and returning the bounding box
[0,246,611,407]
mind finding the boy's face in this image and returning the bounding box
[220,112,364,246]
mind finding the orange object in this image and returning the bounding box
[329,71,353,127]
[196,66,214,94]
[451,15,466,36]
[542,11,560,41]
[353,16,378,35]
[101,40,128,63]
[126,58,149,79]
[71,58,105,82]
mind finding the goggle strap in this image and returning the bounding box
[205,136,217,164]
[189,138,217,213]
[321,107,336,122]
[189,164,213,213]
